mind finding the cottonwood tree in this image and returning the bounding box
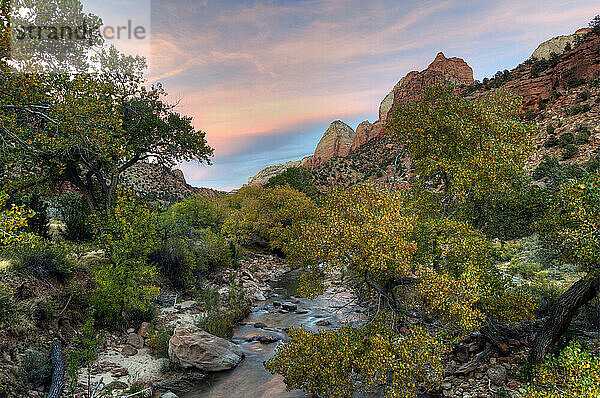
[528,171,600,366]
[267,87,537,397]
[1,0,212,211]
[8,0,103,73]
[0,47,213,211]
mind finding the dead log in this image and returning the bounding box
[527,275,599,370]
[47,340,64,398]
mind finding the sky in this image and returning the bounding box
[87,0,599,191]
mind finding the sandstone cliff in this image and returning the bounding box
[531,28,590,60]
[350,121,374,152]
[309,120,355,167]
[247,158,309,186]
[348,52,473,152]
[312,30,599,191]
[391,52,474,110]
[247,29,598,190]
[466,31,599,110]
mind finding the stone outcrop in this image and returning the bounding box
[484,31,599,110]
[168,326,244,372]
[120,161,220,201]
[391,52,473,110]
[379,81,401,121]
[309,120,355,166]
[246,29,598,188]
[247,158,309,186]
[350,121,374,151]
[531,29,589,60]
[347,52,473,152]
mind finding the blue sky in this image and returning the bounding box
[88,0,599,191]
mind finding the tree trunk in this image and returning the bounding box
[47,340,64,398]
[527,275,599,368]
[64,164,98,212]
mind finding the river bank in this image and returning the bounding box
[70,251,366,398]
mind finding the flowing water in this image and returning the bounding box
[183,269,364,398]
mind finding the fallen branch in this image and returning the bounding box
[453,344,493,375]
[46,340,64,398]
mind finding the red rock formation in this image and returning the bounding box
[470,32,599,110]
[391,52,474,111]
[309,120,355,167]
[350,121,373,152]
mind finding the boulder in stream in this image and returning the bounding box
[168,326,244,372]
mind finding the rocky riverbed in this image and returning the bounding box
[71,253,365,397]
[71,252,535,398]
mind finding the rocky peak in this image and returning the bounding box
[310,120,355,166]
[390,52,473,110]
[351,121,374,152]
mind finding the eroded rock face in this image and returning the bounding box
[350,121,374,152]
[168,326,243,372]
[531,29,589,60]
[310,120,355,166]
[246,158,308,186]
[473,32,600,110]
[379,82,400,121]
[391,52,473,110]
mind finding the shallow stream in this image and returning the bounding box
[183,269,364,398]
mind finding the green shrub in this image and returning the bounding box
[530,53,561,77]
[146,327,173,358]
[0,282,11,327]
[583,155,600,172]
[196,286,250,338]
[575,128,591,144]
[525,340,599,397]
[9,240,73,278]
[52,194,91,241]
[195,229,239,274]
[564,42,572,52]
[66,311,106,392]
[566,76,586,89]
[91,193,160,327]
[527,276,562,316]
[227,285,251,322]
[53,193,93,242]
[11,194,50,238]
[164,194,225,234]
[23,349,51,387]
[532,156,562,186]
[568,104,591,115]
[149,237,199,289]
[563,164,585,180]
[197,306,234,338]
[507,260,541,279]
[267,167,318,197]
[558,132,574,146]
[562,144,579,160]
[544,135,559,147]
[576,90,590,102]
